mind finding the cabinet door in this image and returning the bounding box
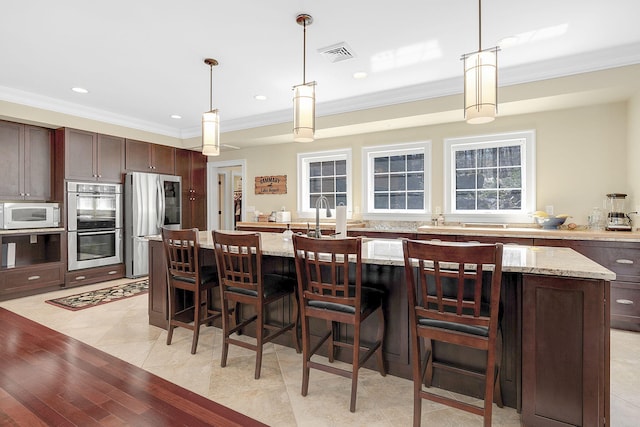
[190,151,207,229]
[151,144,175,175]
[0,121,23,199]
[96,134,124,182]
[522,274,609,426]
[125,139,152,172]
[24,125,52,200]
[175,149,193,228]
[65,128,97,181]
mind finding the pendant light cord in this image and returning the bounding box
[302,19,307,85]
[478,0,482,51]
[209,63,213,111]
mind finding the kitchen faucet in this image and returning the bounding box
[314,195,332,238]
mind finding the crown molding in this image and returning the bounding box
[3,42,640,139]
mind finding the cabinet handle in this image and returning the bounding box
[27,275,41,281]
[108,270,118,275]
[616,299,634,305]
[26,193,30,197]
[75,275,86,280]
[615,259,634,264]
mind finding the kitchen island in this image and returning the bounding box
[147,232,613,427]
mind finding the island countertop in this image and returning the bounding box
[150,231,615,281]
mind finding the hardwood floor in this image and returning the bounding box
[0,307,267,427]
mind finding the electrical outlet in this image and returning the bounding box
[545,205,554,215]
[30,234,37,244]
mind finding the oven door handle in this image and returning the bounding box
[76,230,117,236]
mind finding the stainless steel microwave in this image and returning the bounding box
[0,202,60,229]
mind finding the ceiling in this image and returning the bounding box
[2,0,640,149]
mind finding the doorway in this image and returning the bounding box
[207,159,246,230]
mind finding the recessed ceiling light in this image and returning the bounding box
[71,87,89,94]
[353,71,368,79]
[254,95,267,101]
[170,114,182,119]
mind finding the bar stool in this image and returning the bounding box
[162,227,221,354]
[292,234,386,413]
[212,230,300,379]
[402,239,503,427]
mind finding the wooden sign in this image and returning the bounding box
[255,175,287,195]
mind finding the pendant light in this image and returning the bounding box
[461,0,499,124]
[202,58,220,156]
[293,13,316,143]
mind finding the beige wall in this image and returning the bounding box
[628,91,640,228]
[0,100,184,148]
[213,101,628,226]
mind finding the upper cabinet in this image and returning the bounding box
[125,139,175,175]
[55,128,124,183]
[176,148,207,229]
[0,120,52,201]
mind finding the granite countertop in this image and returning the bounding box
[349,225,640,243]
[148,231,615,281]
[0,227,65,235]
[237,221,365,230]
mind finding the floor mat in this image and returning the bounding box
[45,279,148,311]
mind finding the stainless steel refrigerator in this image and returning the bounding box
[124,172,182,278]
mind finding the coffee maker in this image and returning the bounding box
[606,193,632,231]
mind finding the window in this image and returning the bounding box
[362,142,431,220]
[444,130,535,223]
[297,149,352,218]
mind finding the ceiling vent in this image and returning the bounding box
[318,42,356,63]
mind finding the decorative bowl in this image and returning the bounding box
[534,216,568,229]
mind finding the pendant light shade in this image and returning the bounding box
[202,58,220,156]
[293,82,315,142]
[293,14,316,143]
[463,48,498,124]
[462,0,498,124]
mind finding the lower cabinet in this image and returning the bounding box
[0,231,65,300]
[522,274,609,427]
[64,264,125,288]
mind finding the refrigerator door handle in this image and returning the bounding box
[156,178,164,230]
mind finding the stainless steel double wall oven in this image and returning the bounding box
[67,182,123,271]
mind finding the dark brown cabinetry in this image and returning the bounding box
[0,231,65,300]
[536,238,640,331]
[125,139,175,175]
[55,128,124,183]
[522,274,609,426]
[64,263,125,288]
[176,149,207,230]
[0,120,52,201]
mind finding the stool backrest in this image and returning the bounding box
[402,240,503,334]
[162,228,200,283]
[212,231,262,294]
[292,235,362,311]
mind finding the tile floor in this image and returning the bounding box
[2,278,639,426]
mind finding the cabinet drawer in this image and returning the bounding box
[2,264,63,295]
[610,281,640,331]
[457,235,534,246]
[579,246,640,281]
[65,264,125,287]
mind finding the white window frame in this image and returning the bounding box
[444,130,536,224]
[297,149,352,219]
[362,141,432,221]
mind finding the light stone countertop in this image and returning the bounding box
[0,227,65,235]
[416,225,640,242]
[151,231,616,281]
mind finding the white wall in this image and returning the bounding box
[628,90,640,228]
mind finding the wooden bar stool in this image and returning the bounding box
[402,239,503,427]
[292,234,386,413]
[162,227,221,354]
[212,230,300,379]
